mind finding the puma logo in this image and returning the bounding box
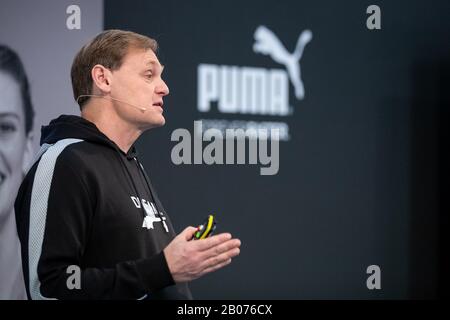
[253,25,312,100]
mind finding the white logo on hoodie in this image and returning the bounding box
[130,196,169,232]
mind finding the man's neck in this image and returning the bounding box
[81,102,143,154]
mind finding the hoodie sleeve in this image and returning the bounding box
[16,140,175,300]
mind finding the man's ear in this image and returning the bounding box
[91,64,112,94]
[21,132,34,176]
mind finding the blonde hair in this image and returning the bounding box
[71,29,158,109]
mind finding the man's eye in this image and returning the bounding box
[0,123,17,134]
[145,73,153,79]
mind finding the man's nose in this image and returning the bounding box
[157,79,169,96]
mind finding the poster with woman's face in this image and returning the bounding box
[0,46,33,223]
[0,47,34,299]
[0,0,102,299]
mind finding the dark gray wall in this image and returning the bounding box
[105,0,449,299]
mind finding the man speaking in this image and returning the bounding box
[15,29,241,300]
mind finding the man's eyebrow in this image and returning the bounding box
[145,60,164,71]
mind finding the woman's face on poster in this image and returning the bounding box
[0,71,32,219]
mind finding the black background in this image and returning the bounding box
[105,0,449,299]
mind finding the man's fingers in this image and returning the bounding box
[182,226,198,241]
[201,239,241,261]
[194,232,232,251]
[201,258,232,276]
[200,247,240,272]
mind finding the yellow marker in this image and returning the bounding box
[193,215,217,240]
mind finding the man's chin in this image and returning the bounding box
[141,116,165,130]
[154,115,166,127]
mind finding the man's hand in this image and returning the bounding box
[163,227,241,283]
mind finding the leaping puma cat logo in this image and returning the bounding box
[253,25,312,100]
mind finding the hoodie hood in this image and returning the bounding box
[40,114,138,159]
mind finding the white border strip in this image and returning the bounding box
[28,138,83,300]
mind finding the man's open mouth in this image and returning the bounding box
[153,101,163,108]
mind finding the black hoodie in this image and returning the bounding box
[15,115,192,300]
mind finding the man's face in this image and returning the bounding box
[109,48,169,130]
